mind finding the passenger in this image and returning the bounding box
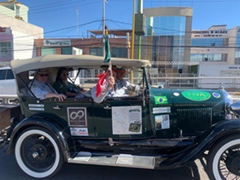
[107,68,129,97]
[29,68,66,101]
[114,66,139,96]
[53,67,84,98]
[115,66,135,89]
[88,67,141,103]
[89,69,115,103]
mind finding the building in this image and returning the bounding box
[1,0,240,81]
[188,25,240,88]
[141,7,193,74]
[33,6,194,77]
[190,25,240,65]
[34,30,130,58]
[0,0,43,65]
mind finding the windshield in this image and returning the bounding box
[79,67,144,90]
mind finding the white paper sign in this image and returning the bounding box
[112,106,142,135]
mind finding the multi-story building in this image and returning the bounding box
[0,0,43,65]
[1,1,240,80]
[190,25,240,65]
[35,6,194,76]
[189,25,240,88]
[141,7,193,74]
[34,30,130,58]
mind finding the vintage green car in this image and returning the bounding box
[1,54,240,179]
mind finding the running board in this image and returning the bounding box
[68,151,155,169]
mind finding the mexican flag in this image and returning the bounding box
[103,34,111,63]
[96,33,111,97]
[96,71,108,97]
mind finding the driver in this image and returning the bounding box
[29,68,66,101]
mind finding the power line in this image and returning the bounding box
[2,41,240,54]
[0,19,102,41]
[0,3,239,39]
[0,0,100,16]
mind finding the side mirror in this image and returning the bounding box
[158,82,165,89]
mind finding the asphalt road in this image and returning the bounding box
[0,145,210,180]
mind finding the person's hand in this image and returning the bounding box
[107,76,115,89]
[55,94,67,101]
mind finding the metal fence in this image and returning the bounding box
[148,73,240,90]
[79,72,240,91]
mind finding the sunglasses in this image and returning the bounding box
[38,73,49,77]
[61,73,69,76]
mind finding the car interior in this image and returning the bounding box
[16,66,145,101]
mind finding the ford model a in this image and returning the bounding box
[1,54,240,179]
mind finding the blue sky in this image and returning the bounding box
[17,0,240,38]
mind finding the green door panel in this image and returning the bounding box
[92,97,153,139]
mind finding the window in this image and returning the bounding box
[6,69,14,79]
[190,53,227,62]
[191,38,226,47]
[0,69,14,80]
[61,47,72,54]
[0,70,6,80]
[41,48,56,56]
[112,48,128,58]
[234,35,240,64]
[0,42,12,59]
[89,47,103,56]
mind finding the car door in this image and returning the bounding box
[22,97,95,137]
[92,95,153,139]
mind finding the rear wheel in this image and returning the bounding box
[15,127,64,179]
[207,135,240,180]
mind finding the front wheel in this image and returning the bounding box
[207,135,240,180]
[15,127,64,179]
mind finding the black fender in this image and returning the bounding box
[158,119,240,169]
[7,112,73,161]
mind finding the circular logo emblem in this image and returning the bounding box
[212,92,221,98]
[159,98,164,103]
[173,92,180,96]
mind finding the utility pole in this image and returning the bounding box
[136,0,143,60]
[76,7,79,36]
[131,0,136,59]
[130,0,136,83]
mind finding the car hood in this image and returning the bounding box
[149,87,228,106]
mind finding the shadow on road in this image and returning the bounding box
[0,144,209,180]
[53,161,206,180]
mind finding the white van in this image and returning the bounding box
[0,67,17,97]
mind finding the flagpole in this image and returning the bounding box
[131,0,136,59]
[102,0,106,58]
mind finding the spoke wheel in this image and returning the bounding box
[15,127,64,179]
[207,135,240,180]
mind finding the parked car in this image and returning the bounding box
[0,66,17,96]
[1,54,240,179]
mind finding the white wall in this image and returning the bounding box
[0,12,43,60]
[0,13,43,39]
[12,31,36,59]
[0,2,29,22]
[72,47,83,55]
[197,62,240,88]
[0,5,15,19]
[228,27,237,64]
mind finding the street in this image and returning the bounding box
[0,145,210,180]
